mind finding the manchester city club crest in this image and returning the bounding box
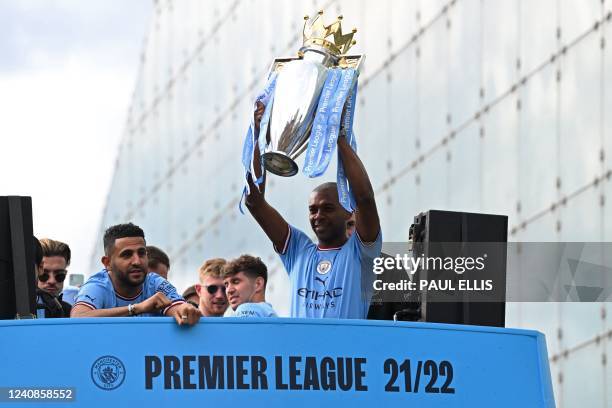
[91,355,126,391]
[317,260,332,275]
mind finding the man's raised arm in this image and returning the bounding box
[245,102,290,251]
[337,131,380,243]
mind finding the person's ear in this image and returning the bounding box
[255,276,264,293]
[195,284,202,296]
[101,255,111,270]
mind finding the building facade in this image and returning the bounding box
[91,0,612,405]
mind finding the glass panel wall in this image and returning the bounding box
[93,1,612,404]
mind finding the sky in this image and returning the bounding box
[0,0,152,279]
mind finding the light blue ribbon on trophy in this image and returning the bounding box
[302,69,342,177]
[239,73,278,213]
[303,67,358,212]
[312,68,356,177]
[337,81,358,212]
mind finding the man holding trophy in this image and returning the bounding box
[242,12,381,319]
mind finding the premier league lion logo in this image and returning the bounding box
[91,355,126,390]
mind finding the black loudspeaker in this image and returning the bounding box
[412,210,507,327]
[0,196,37,319]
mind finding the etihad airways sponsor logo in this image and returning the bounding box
[296,287,343,300]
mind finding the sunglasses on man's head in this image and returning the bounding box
[38,270,67,283]
[204,285,226,295]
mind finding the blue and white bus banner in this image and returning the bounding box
[0,318,555,408]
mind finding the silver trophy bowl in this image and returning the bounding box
[263,49,334,176]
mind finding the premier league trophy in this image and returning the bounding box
[240,11,363,213]
[256,11,364,177]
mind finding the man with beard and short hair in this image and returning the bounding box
[245,102,382,319]
[223,255,277,318]
[195,258,228,317]
[71,223,200,326]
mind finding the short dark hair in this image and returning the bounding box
[223,255,268,286]
[147,245,170,270]
[40,238,71,266]
[103,223,145,256]
[312,182,338,195]
[182,284,197,299]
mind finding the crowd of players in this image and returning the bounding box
[33,101,382,324]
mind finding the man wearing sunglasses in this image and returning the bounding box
[71,223,200,326]
[38,238,70,297]
[34,237,67,318]
[195,258,228,317]
[38,238,72,317]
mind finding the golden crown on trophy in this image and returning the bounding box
[302,11,357,56]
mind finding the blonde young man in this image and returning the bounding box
[195,258,228,317]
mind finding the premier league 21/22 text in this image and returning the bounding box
[145,355,455,394]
